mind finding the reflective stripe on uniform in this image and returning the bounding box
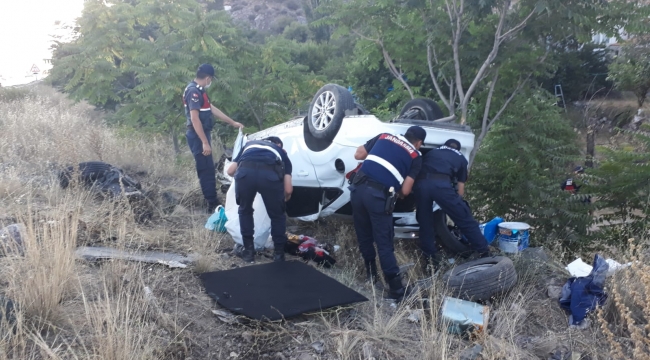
[200,108,211,111]
[365,154,405,184]
[243,144,282,161]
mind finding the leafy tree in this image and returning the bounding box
[541,39,612,104]
[587,130,650,248]
[319,0,604,167]
[608,38,650,108]
[48,0,246,153]
[468,89,591,252]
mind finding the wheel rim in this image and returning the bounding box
[311,91,336,131]
[456,264,494,276]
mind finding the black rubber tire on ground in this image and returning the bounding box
[399,98,444,121]
[442,256,518,302]
[433,210,472,256]
[306,84,357,143]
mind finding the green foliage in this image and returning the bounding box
[587,130,650,248]
[541,39,612,103]
[608,38,650,108]
[468,90,593,252]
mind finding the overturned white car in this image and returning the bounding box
[221,84,475,255]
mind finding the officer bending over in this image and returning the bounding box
[415,139,489,273]
[350,126,426,302]
[227,137,293,263]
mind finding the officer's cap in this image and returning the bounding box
[197,63,215,77]
[405,126,427,142]
[444,139,461,150]
[264,136,283,148]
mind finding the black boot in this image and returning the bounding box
[386,274,409,302]
[365,259,379,284]
[422,253,441,277]
[238,239,255,263]
[273,251,285,262]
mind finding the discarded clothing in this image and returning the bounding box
[285,234,336,268]
[559,254,608,325]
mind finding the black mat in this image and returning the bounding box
[199,261,368,320]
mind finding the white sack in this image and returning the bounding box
[224,181,273,250]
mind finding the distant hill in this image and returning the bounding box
[225,0,308,33]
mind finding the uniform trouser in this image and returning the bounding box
[415,179,489,257]
[350,183,399,281]
[234,167,287,251]
[186,129,217,204]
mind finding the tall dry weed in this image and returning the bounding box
[598,238,650,359]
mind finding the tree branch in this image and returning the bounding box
[481,69,500,132]
[449,0,466,105]
[499,8,536,42]
[486,73,532,133]
[427,45,452,112]
[381,43,414,99]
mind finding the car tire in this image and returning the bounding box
[442,256,518,301]
[433,210,472,256]
[399,98,444,121]
[306,84,357,143]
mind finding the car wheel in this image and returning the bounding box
[433,210,472,256]
[307,84,357,143]
[399,98,444,121]
[442,256,518,301]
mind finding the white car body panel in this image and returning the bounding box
[223,114,474,237]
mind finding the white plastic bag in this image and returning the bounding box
[224,181,273,250]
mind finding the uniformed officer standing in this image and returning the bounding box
[415,139,490,273]
[183,63,243,212]
[350,126,426,302]
[226,137,293,263]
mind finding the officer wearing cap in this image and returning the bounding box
[226,136,293,263]
[183,63,244,212]
[349,126,426,302]
[415,139,490,273]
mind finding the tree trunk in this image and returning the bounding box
[172,128,181,155]
[586,128,595,168]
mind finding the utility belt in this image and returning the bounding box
[351,171,398,214]
[239,161,284,180]
[417,173,451,181]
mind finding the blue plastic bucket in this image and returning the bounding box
[497,222,530,254]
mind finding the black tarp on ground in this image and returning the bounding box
[199,261,368,320]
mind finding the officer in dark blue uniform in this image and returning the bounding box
[415,139,489,272]
[183,63,243,212]
[226,136,293,263]
[349,126,426,301]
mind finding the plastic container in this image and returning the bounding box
[480,217,503,244]
[497,222,530,254]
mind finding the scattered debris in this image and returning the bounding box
[311,341,324,354]
[157,260,187,269]
[569,318,591,330]
[459,344,483,360]
[229,351,239,358]
[565,258,594,277]
[566,257,631,277]
[549,345,571,360]
[407,309,424,323]
[0,223,26,256]
[441,296,489,335]
[560,255,608,326]
[211,309,238,324]
[0,295,16,326]
[285,234,336,268]
[75,246,198,268]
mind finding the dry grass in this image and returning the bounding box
[0,84,646,359]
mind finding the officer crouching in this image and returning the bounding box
[226,137,293,263]
[415,139,490,274]
[350,126,426,302]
